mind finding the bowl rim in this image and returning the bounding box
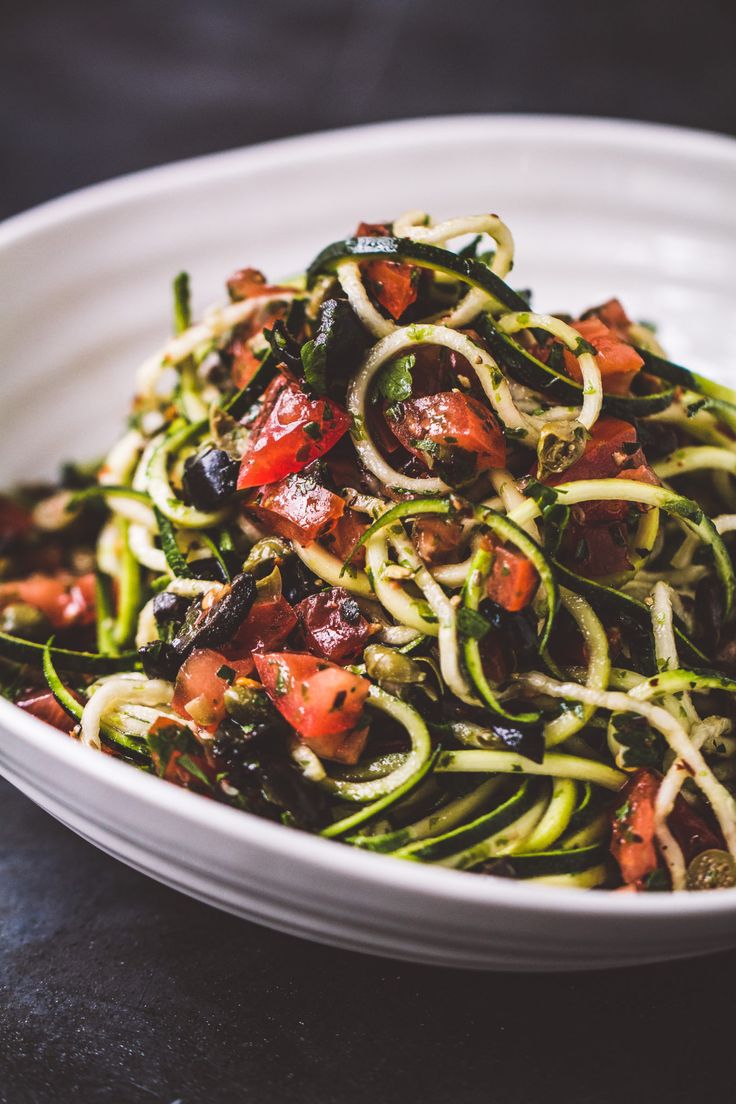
[2,112,736,921]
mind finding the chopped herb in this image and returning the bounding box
[456,607,491,639]
[376,354,415,403]
[216,664,237,683]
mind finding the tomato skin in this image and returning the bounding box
[253,651,370,759]
[582,297,633,339]
[413,516,465,565]
[610,769,661,886]
[0,572,96,629]
[172,648,254,728]
[387,391,506,471]
[546,418,659,576]
[479,535,538,612]
[244,468,345,545]
[669,794,724,863]
[323,509,369,567]
[357,221,419,321]
[225,595,298,660]
[237,380,350,490]
[562,317,644,396]
[296,587,374,663]
[16,689,77,733]
[559,520,634,578]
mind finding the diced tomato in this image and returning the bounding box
[172,648,254,728]
[562,317,644,396]
[669,793,724,864]
[253,651,370,760]
[0,495,32,549]
[237,380,350,489]
[546,417,658,525]
[225,595,298,660]
[329,724,370,766]
[558,519,634,578]
[296,587,374,663]
[356,221,420,321]
[226,267,294,302]
[244,468,345,545]
[16,689,77,734]
[229,303,289,390]
[583,297,633,339]
[387,391,505,471]
[0,572,96,629]
[322,509,369,567]
[413,516,465,565]
[480,535,538,612]
[610,769,661,886]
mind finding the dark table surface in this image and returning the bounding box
[2,2,736,1101]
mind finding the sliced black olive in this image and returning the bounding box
[280,556,320,605]
[176,571,256,653]
[182,448,239,511]
[152,591,190,625]
[634,418,679,460]
[138,640,181,681]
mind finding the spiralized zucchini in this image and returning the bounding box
[7,207,736,895]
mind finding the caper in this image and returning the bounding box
[536,419,589,478]
[242,537,291,574]
[224,680,279,725]
[0,602,53,642]
[686,849,736,891]
[363,644,426,685]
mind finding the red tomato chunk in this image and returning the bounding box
[480,535,539,612]
[0,572,97,629]
[16,689,77,734]
[610,769,660,886]
[225,595,298,661]
[356,221,419,321]
[562,317,644,396]
[253,651,370,762]
[296,587,374,663]
[243,468,345,545]
[387,391,505,471]
[172,648,254,728]
[237,379,350,489]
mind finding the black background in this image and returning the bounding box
[2,2,736,1101]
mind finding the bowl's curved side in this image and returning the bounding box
[1,115,736,969]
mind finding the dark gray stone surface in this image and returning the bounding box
[2,1,736,1100]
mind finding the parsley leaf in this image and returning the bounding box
[301,338,327,394]
[376,354,415,403]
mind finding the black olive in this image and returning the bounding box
[188,551,241,583]
[175,572,256,654]
[152,591,190,625]
[138,640,181,681]
[280,556,320,605]
[339,596,362,625]
[182,448,239,511]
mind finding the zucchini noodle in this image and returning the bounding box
[8,206,736,894]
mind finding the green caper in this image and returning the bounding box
[224,680,279,725]
[685,849,736,891]
[536,419,589,479]
[0,602,53,642]
[242,537,291,574]
[363,644,426,685]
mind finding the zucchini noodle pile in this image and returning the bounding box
[4,210,736,893]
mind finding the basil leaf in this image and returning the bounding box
[376,354,415,403]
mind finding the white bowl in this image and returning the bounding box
[2,115,736,971]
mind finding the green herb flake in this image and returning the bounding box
[216,664,237,684]
[376,354,415,403]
